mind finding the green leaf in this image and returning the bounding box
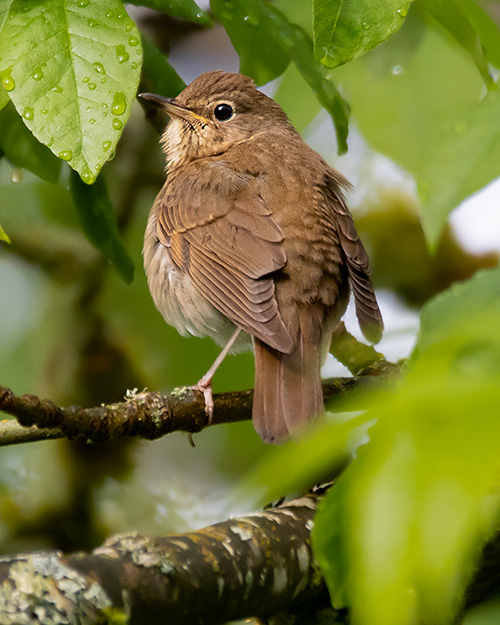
[0,86,9,112]
[313,269,500,625]
[461,0,500,69]
[0,102,61,183]
[273,63,322,133]
[211,0,349,152]
[69,170,134,283]
[210,0,291,85]
[274,0,314,37]
[420,0,493,88]
[0,0,142,184]
[313,0,414,69]
[417,88,500,249]
[241,412,373,505]
[416,267,500,351]
[128,0,211,25]
[264,5,350,153]
[0,223,10,244]
[334,15,484,175]
[140,35,186,98]
[464,600,500,625]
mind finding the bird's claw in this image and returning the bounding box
[190,377,214,424]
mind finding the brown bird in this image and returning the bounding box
[140,71,383,443]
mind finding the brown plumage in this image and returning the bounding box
[141,71,383,443]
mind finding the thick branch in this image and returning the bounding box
[0,377,365,446]
[0,494,326,625]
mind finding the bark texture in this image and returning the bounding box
[0,494,326,625]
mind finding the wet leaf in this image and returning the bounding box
[420,0,493,88]
[211,0,349,151]
[0,0,142,184]
[69,170,134,283]
[211,0,290,85]
[417,88,500,249]
[128,0,211,25]
[264,5,350,153]
[314,0,414,69]
[0,102,61,183]
[335,14,484,174]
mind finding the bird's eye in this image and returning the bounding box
[214,103,234,121]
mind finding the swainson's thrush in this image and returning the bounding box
[141,71,383,443]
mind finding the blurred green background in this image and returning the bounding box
[1,4,500,622]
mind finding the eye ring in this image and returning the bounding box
[214,103,234,121]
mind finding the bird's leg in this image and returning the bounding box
[191,328,242,422]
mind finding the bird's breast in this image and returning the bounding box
[143,208,249,350]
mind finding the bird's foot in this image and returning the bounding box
[190,375,214,424]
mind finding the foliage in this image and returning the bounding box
[1,0,500,624]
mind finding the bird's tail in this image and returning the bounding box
[252,312,324,444]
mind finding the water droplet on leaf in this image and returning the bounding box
[51,85,63,93]
[362,22,370,30]
[128,36,139,46]
[116,45,129,64]
[89,118,96,124]
[23,107,34,120]
[32,67,44,81]
[77,0,89,7]
[41,109,47,115]
[82,76,89,83]
[131,62,138,69]
[88,19,100,28]
[243,13,259,26]
[125,23,132,32]
[88,82,97,90]
[103,140,111,151]
[58,150,73,161]
[81,170,95,184]
[112,118,123,130]
[397,6,408,17]
[0,68,15,91]
[105,10,114,18]
[111,91,126,116]
[11,169,22,183]
[92,62,105,74]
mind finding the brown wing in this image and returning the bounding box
[156,162,293,353]
[322,171,384,343]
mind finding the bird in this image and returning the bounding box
[140,71,383,444]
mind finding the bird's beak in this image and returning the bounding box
[139,93,208,124]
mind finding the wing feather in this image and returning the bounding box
[155,162,293,353]
[322,172,384,343]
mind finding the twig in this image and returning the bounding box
[0,377,367,446]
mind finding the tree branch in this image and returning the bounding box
[0,377,365,446]
[0,492,328,625]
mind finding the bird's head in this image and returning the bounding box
[140,70,291,170]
